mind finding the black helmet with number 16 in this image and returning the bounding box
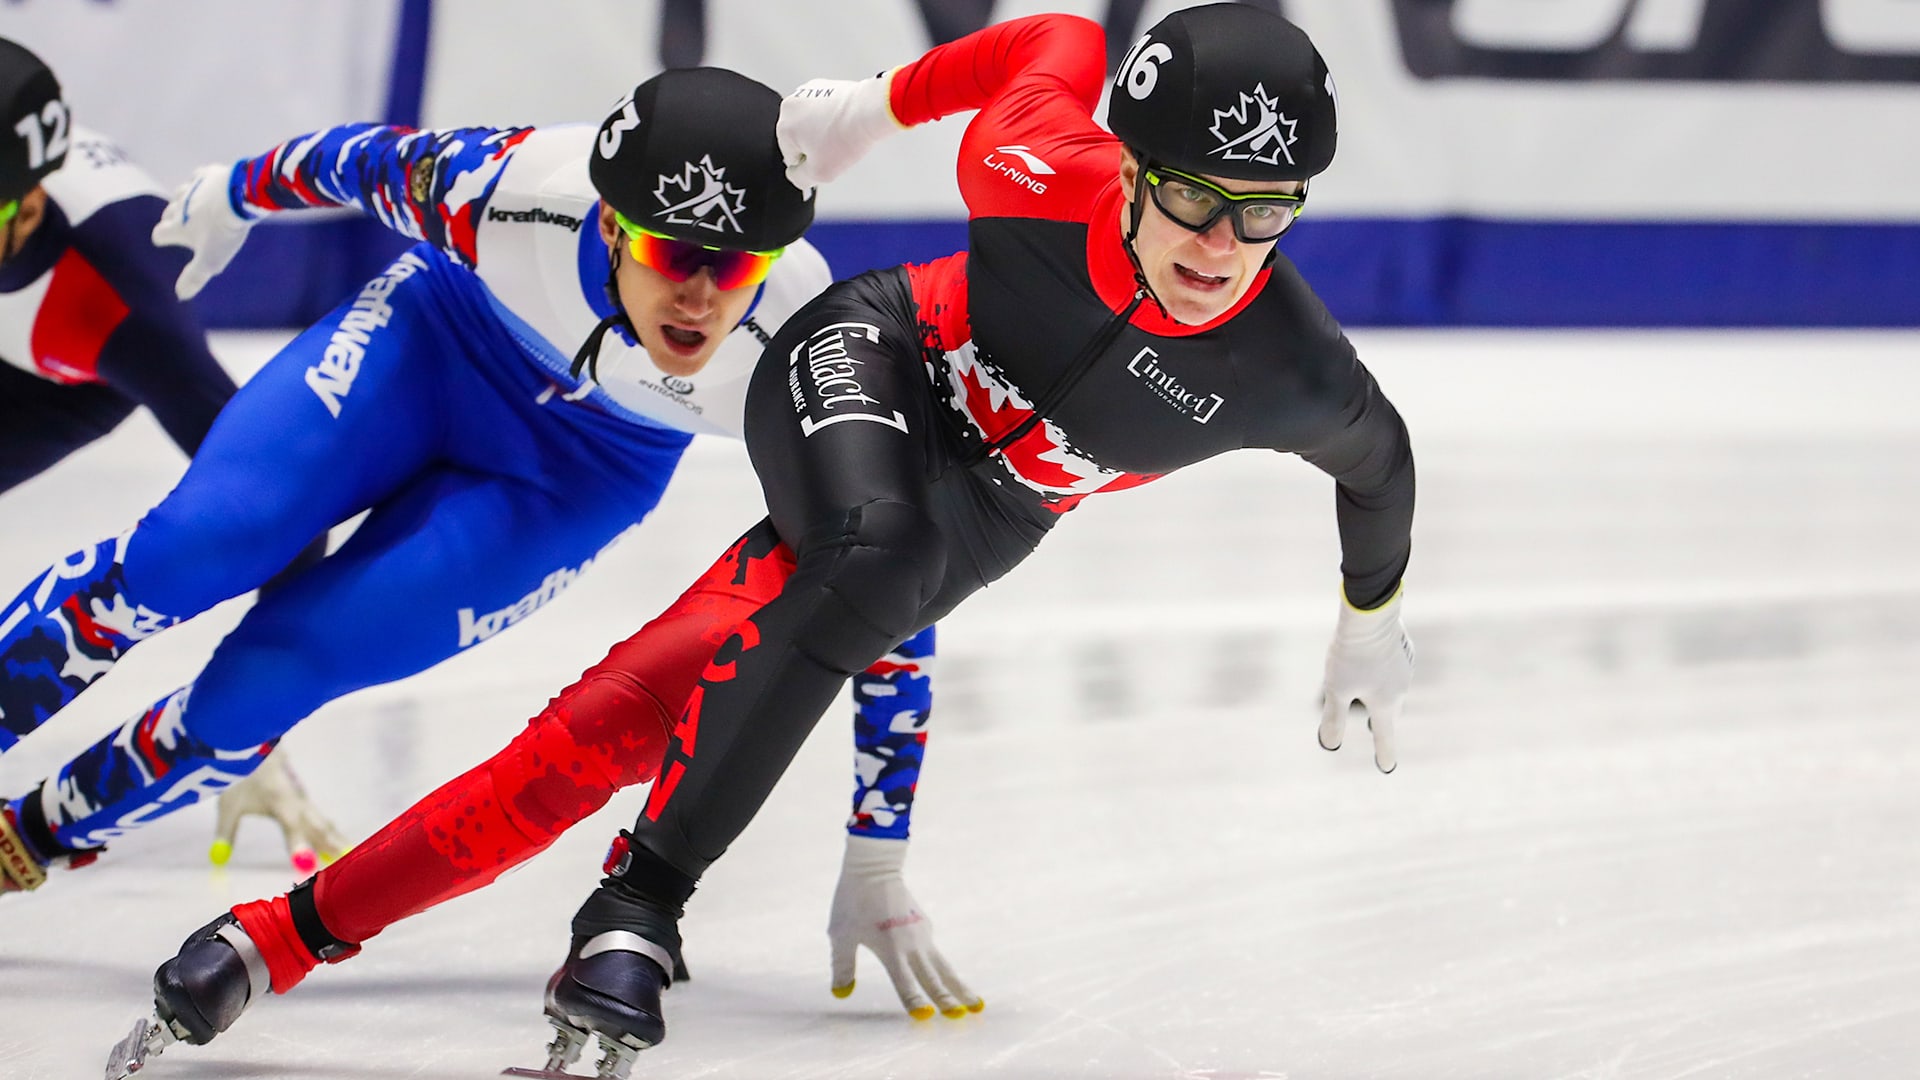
[1107,3,1337,184]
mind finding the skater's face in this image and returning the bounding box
[600,203,761,378]
[1118,149,1303,326]
[0,188,48,263]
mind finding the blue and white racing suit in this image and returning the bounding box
[0,122,932,856]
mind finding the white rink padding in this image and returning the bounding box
[1,330,1917,1079]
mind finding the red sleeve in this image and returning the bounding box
[890,14,1118,222]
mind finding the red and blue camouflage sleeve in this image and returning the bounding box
[227,124,534,269]
[846,626,935,841]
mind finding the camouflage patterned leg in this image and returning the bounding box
[0,532,177,748]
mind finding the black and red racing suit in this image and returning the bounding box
[568,12,1415,928]
[224,14,1412,973]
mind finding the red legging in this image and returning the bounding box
[237,528,795,992]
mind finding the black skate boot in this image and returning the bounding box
[155,913,270,1042]
[530,923,676,1080]
[104,914,270,1079]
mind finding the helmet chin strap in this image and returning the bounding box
[570,232,638,383]
[1121,160,1170,319]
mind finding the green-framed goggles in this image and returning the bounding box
[1144,164,1305,243]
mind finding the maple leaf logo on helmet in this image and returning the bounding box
[654,155,747,234]
[1208,84,1298,167]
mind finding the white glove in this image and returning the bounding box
[1318,586,1414,774]
[778,72,904,191]
[210,750,350,873]
[151,162,257,299]
[827,835,982,1020]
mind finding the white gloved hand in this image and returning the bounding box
[828,834,982,1020]
[1318,586,1415,774]
[211,750,350,874]
[778,72,904,191]
[151,162,257,299]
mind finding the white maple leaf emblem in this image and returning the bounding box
[654,155,746,234]
[1209,83,1297,167]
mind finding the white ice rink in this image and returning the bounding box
[2,329,1917,1079]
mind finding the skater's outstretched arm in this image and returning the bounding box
[832,626,983,1019]
[153,121,534,297]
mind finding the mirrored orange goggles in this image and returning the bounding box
[614,211,783,291]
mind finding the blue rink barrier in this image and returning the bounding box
[194,217,1920,331]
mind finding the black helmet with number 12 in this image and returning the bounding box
[0,38,66,204]
[1107,3,1337,184]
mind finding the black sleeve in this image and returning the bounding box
[71,195,237,455]
[0,362,136,494]
[1296,349,1415,610]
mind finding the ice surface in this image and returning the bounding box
[1,329,1916,1079]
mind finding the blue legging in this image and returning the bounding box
[5,246,691,849]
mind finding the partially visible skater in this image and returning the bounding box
[0,36,336,866]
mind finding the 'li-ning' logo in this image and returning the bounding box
[1209,84,1297,167]
[655,155,746,234]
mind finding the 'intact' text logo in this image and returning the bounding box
[1127,347,1222,424]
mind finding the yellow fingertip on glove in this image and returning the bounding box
[908,1004,936,1021]
[941,1005,969,1019]
[831,981,856,999]
[967,997,986,1014]
[208,839,233,866]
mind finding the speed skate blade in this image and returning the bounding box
[104,1015,175,1080]
[503,1015,590,1078]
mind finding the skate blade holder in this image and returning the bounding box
[103,1014,181,1080]
[503,1016,651,1080]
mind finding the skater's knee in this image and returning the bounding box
[495,683,670,843]
[545,672,674,786]
[800,499,944,635]
[183,646,322,751]
[126,491,312,611]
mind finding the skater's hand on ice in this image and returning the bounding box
[211,750,350,874]
[1318,586,1414,774]
[828,835,982,1020]
[778,73,903,191]
[152,163,256,299]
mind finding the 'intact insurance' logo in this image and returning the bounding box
[1128,347,1222,424]
[655,155,746,234]
[1209,84,1297,167]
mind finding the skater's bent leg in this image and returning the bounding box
[235,526,799,987]
[0,530,179,746]
[587,501,946,919]
[589,330,947,934]
[119,262,455,615]
[14,467,651,858]
[0,274,451,746]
